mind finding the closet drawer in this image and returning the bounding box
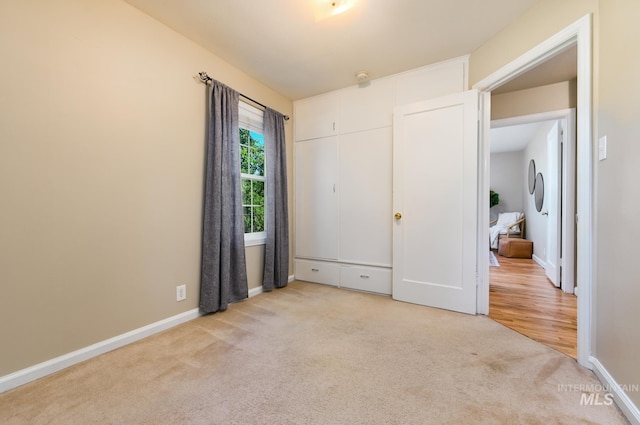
[340,265,391,295]
[295,259,339,286]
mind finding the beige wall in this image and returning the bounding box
[469,0,598,87]
[0,0,292,376]
[595,0,640,405]
[472,0,640,409]
[491,80,577,120]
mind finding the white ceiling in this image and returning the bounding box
[491,123,541,153]
[490,120,558,153]
[124,0,540,100]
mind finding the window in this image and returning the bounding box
[239,102,266,245]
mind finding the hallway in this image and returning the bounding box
[489,253,577,359]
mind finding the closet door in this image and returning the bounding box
[339,127,392,266]
[338,78,393,134]
[294,94,338,141]
[392,90,478,314]
[295,137,339,260]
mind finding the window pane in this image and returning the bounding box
[253,206,265,232]
[241,179,252,205]
[249,131,265,176]
[249,131,264,148]
[240,145,249,174]
[243,206,252,233]
[240,128,251,145]
[249,147,264,176]
[239,126,266,236]
[253,180,264,206]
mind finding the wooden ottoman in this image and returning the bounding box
[498,238,533,259]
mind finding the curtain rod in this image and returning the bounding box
[198,72,290,121]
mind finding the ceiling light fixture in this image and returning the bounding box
[330,0,351,16]
[314,0,357,21]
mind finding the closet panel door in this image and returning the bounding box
[339,127,392,266]
[295,137,339,260]
[395,61,465,106]
[339,78,393,134]
[294,93,338,141]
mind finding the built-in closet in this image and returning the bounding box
[294,57,468,295]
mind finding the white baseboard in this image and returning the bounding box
[248,275,295,298]
[532,254,546,268]
[248,286,264,297]
[1,275,297,394]
[0,308,201,394]
[590,355,640,425]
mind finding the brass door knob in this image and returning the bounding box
[394,212,402,219]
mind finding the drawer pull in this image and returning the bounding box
[360,274,370,279]
[311,268,320,272]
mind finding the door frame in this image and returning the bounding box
[473,14,593,368]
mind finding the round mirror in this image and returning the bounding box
[534,173,544,212]
[528,159,536,194]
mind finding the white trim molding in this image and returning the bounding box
[0,308,201,394]
[591,356,640,425]
[474,15,589,92]
[248,275,295,298]
[1,273,296,394]
[532,254,546,269]
[248,286,264,298]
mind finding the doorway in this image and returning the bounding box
[474,14,593,368]
[488,112,578,358]
[491,110,577,292]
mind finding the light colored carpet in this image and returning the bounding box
[0,281,629,424]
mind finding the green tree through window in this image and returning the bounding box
[240,128,265,234]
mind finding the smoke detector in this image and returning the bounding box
[355,72,369,83]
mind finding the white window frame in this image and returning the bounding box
[239,101,266,246]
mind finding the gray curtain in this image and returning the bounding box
[262,108,289,290]
[200,80,248,314]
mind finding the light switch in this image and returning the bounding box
[599,135,607,161]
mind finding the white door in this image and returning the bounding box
[392,91,478,314]
[294,137,339,260]
[339,128,393,266]
[546,114,577,293]
[546,122,561,287]
[294,93,337,141]
[560,111,576,294]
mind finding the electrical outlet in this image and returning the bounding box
[176,284,186,302]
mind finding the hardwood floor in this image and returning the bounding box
[489,251,577,359]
